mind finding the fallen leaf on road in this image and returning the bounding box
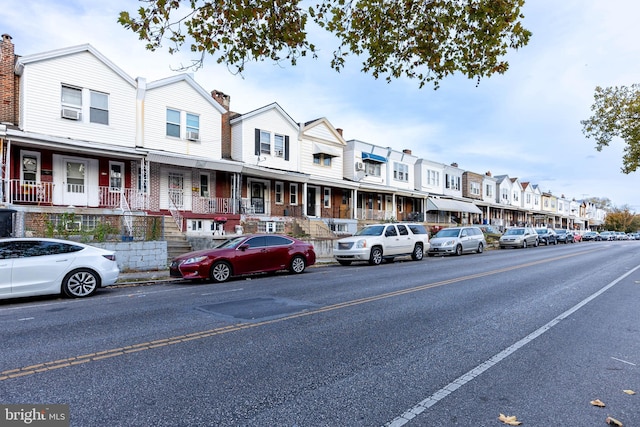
[622,390,635,395]
[590,399,606,407]
[498,413,522,425]
[606,416,623,426]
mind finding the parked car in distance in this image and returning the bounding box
[571,231,582,242]
[598,231,613,241]
[555,229,574,244]
[499,227,539,249]
[535,228,558,245]
[477,224,502,235]
[427,226,487,256]
[0,237,119,300]
[582,231,600,241]
[333,223,429,266]
[170,234,316,282]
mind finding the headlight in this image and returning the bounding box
[444,240,455,246]
[183,256,207,265]
[355,239,367,248]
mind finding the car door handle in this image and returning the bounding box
[56,259,69,262]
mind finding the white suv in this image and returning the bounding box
[333,223,430,266]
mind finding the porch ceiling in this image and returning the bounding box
[427,197,482,214]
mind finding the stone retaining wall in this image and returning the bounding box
[94,241,168,272]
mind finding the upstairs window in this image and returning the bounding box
[90,91,109,124]
[364,161,381,177]
[313,154,332,166]
[186,113,200,140]
[166,109,181,138]
[274,135,284,157]
[471,182,480,195]
[394,163,409,182]
[260,130,271,154]
[61,85,82,120]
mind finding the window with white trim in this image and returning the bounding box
[471,181,480,196]
[289,183,298,205]
[275,181,284,204]
[393,163,409,182]
[427,169,440,186]
[313,154,332,166]
[21,151,40,183]
[90,90,109,124]
[446,174,460,190]
[364,161,381,177]
[166,108,181,138]
[260,130,271,154]
[323,188,331,208]
[186,113,200,140]
[485,184,493,197]
[274,135,284,157]
[200,173,210,198]
[109,161,124,192]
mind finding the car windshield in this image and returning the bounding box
[504,228,524,235]
[435,229,461,238]
[355,225,385,236]
[555,230,567,235]
[215,236,246,249]
[535,229,547,234]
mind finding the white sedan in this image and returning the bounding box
[0,238,119,300]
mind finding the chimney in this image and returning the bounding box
[1,34,17,125]
[451,162,458,168]
[486,171,492,177]
[403,149,412,155]
[211,89,232,159]
[336,128,343,136]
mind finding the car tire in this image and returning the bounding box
[534,239,539,247]
[522,240,527,248]
[455,244,463,256]
[338,260,352,266]
[477,243,484,254]
[369,247,383,265]
[289,255,306,274]
[62,269,100,298]
[411,244,424,261]
[210,261,232,283]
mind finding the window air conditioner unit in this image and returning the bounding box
[355,161,365,171]
[275,149,283,156]
[61,108,81,120]
[186,130,200,141]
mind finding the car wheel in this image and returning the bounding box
[369,247,383,265]
[210,261,232,283]
[455,244,463,256]
[477,243,484,254]
[338,260,352,266]
[534,239,539,247]
[522,240,527,248]
[411,244,424,261]
[62,269,100,298]
[289,255,306,274]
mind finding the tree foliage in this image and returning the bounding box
[118,0,531,88]
[581,84,640,174]
[585,196,612,211]
[604,206,640,233]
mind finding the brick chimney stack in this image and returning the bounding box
[211,89,232,159]
[1,34,17,125]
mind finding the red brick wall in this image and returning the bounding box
[0,34,18,125]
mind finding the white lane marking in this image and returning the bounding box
[385,263,640,427]
[18,317,35,321]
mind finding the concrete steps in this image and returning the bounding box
[164,216,192,262]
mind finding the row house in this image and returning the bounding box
[0,34,605,240]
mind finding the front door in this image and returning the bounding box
[168,173,184,209]
[63,159,89,206]
[251,182,265,214]
[307,187,317,217]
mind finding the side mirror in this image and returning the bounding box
[238,244,249,251]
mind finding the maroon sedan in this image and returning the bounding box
[169,234,316,282]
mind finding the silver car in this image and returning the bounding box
[428,226,487,256]
[499,226,539,249]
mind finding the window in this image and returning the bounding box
[166,109,181,137]
[260,130,271,154]
[534,196,540,206]
[109,161,124,192]
[21,151,40,182]
[89,91,109,124]
[502,189,509,201]
[485,184,493,197]
[323,188,331,208]
[397,196,404,213]
[526,194,531,204]
[289,184,298,205]
[186,113,200,139]
[274,135,284,157]
[397,224,409,236]
[471,182,480,196]
[446,174,460,190]
[275,182,284,204]
[513,191,519,201]
[364,161,381,177]
[427,170,440,186]
[200,174,210,198]
[137,165,148,193]
[61,85,82,109]
[394,163,409,182]
[313,154,332,166]
[191,220,203,231]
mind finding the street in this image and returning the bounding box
[1,241,639,426]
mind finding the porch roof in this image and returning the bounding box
[427,197,482,214]
[145,151,243,173]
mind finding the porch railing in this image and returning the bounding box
[356,208,394,221]
[192,196,236,214]
[99,187,149,210]
[168,193,183,232]
[8,180,54,204]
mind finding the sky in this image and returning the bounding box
[3,0,640,210]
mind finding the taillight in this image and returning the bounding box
[103,254,116,261]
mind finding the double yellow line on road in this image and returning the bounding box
[1,249,596,381]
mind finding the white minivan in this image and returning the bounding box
[427,226,487,256]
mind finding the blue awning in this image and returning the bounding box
[362,152,387,163]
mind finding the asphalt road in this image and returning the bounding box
[1,241,639,426]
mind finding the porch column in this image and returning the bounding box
[353,188,358,220]
[302,182,308,217]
